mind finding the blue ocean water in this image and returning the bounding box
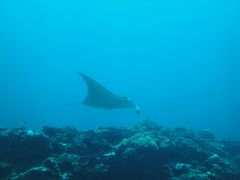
[0,0,240,139]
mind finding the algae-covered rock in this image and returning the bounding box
[96,127,133,145]
[0,161,12,179]
[0,121,240,180]
[133,119,163,132]
[116,131,159,153]
[0,128,50,165]
[179,169,211,180]
[12,166,58,180]
[197,129,216,140]
[42,126,79,144]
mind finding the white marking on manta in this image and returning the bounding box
[77,72,140,114]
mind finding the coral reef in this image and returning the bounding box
[0,121,240,180]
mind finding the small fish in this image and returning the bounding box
[21,120,27,124]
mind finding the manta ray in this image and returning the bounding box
[77,72,140,114]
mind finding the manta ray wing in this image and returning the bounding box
[77,72,137,110]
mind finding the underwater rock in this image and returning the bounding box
[12,166,58,180]
[96,127,133,145]
[0,161,12,178]
[42,126,79,144]
[0,128,50,166]
[197,129,216,140]
[233,154,240,166]
[94,163,108,173]
[132,119,163,132]
[42,154,82,179]
[42,157,59,174]
[70,130,112,155]
[0,121,240,179]
[179,168,212,180]
[116,131,159,153]
[174,163,192,173]
[55,153,81,172]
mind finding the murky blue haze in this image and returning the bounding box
[0,0,240,139]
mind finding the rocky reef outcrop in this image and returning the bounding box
[0,120,240,180]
